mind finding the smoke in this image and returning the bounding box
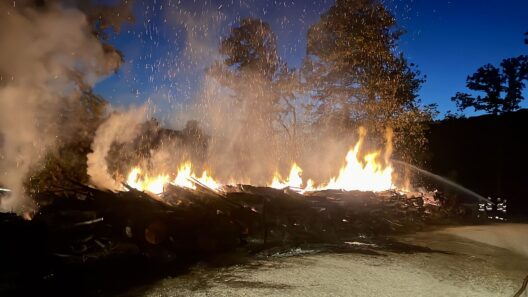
[172,67,378,186]
[0,1,122,213]
[195,74,283,184]
[144,4,395,186]
[76,1,396,190]
[87,106,148,191]
[0,0,400,213]
[183,71,395,185]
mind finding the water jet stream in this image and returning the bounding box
[393,160,493,204]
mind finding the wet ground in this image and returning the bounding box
[123,225,528,297]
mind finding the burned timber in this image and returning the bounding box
[0,179,487,295]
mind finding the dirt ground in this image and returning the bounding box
[124,225,528,297]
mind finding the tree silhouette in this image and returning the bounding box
[452,56,528,115]
[452,33,528,115]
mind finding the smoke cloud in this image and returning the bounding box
[165,68,374,186]
[0,1,398,206]
[136,4,396,187]
[87,106,148,191]
[0,1,122,213]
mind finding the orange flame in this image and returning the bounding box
[125,162,221,195]
[172,161,221,191]
[270,163,303,189]
[269,128,394,192]
[124,127,400,196]
[126,167,169,195]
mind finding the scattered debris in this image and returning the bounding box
[0,183,485,295]
[22,184,481,262]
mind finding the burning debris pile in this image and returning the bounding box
[0,177,480,288]
[0,2,495,293]
[1,120,484,282]
[0,119,488,294]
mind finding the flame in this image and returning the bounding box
[126,167,169,195]
[172,161,221,191]
[124,127,399,196]
[269,128,394,192]
[323,150,393,192]
[270,163,303,189]
[125,162,222,195]
[305,179,316,192]
[196,170,222,190]
[172,162,195,189]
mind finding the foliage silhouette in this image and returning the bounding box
[452,34,528,115]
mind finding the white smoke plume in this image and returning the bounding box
[87,106,147,191]
[0,2,122,213]
[158,5,376,185]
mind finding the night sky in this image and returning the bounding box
[93,0,528,120]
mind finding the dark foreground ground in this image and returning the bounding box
[123,225,528,297]
[1,182,526,297]
[1,186,474,296]
[2,224,527,296]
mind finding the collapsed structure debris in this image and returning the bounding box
[0,180,489,295]
[7,183,482,260]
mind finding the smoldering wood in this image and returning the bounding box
[0,182,487,294]
[7,184,479,260]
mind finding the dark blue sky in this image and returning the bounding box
[397,0,528,115]
[94,0,528,118]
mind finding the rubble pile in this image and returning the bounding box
[0,183,481,294]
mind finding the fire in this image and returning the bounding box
[322,127,393,192]
[124,127,398,196]
[196,170,222,190]
[126,167,169,195]
[172,162,221,191]
[172,162,195,189]
[270,163,303,189]
[126,162,221,195]
[269,128,394,192]
[322,149,393,192]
